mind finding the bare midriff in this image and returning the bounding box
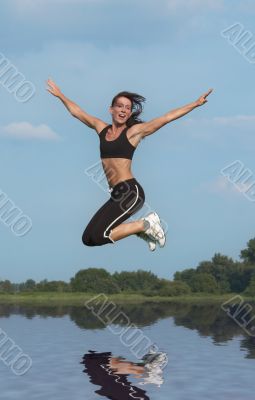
[101,157,134,188]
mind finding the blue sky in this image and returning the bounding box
[1,0,255,283]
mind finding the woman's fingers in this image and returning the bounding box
[203,88,213,98]
[196,88,213,106]
[47,81,55,89]
[46,82,53,93]
[47,78,56,89]
[46,78,60,96]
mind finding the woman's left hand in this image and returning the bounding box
[195,88,213,106]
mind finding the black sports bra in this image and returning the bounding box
[99,125,136,160]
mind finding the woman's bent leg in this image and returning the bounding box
[82,200,112,246]
[109,220,145,242]
[82,178,145,246]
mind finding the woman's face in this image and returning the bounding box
[109,96,132,125]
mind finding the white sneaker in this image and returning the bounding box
[143,212,166,248]
[136,231,157,251]
[138,346,168,387]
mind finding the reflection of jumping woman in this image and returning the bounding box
[47,80,212,251]
[81,351,151,399]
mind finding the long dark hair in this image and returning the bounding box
[111,91,146,128]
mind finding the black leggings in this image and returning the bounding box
[82,178,145,246]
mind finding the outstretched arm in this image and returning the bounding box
[46,78,106,133]
[133,88,213,138]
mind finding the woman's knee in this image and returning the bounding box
[82,226,95,246]
[82,229,110,247]
[82,231,94,246]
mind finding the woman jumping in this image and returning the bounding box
[47,79,212,251]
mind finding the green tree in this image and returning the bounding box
[24,279,36,291]
[36,280,70,292]
[212,254,235,284]
[197,254,238,293]
[189,273,218,293]
[243,274,255,296]
[0,280,13,293]
[174,268,196,284]
[71,268,120,294]
[240,238,255,264]
[113,270,160,293]
[196,261,214,274]
[157,280,191,297]
[36,279,48,291]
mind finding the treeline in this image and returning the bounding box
[174,238,255,296]
[0,271,190,297]
[1,238,255,297]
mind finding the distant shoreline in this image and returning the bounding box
[0,292,254,305]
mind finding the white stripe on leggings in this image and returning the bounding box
[103,184,140,243]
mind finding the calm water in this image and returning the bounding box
[0,301,255,400]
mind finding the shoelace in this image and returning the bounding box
[149,223,164,240]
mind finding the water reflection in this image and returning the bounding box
[81,348,168,399]
[81,350,151,399]
[1,301,255,358]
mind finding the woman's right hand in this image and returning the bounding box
[46,78,62,97]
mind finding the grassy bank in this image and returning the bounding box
[0,292,254,305]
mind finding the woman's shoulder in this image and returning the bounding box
[127,123,145,146]
[97,123,111,136]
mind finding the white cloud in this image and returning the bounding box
[0,122,61,141]
[183,115,255,128]
[201,175,255,198]
[204,176,237,194]
[180,114,255,144]
[213,115,255,127]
